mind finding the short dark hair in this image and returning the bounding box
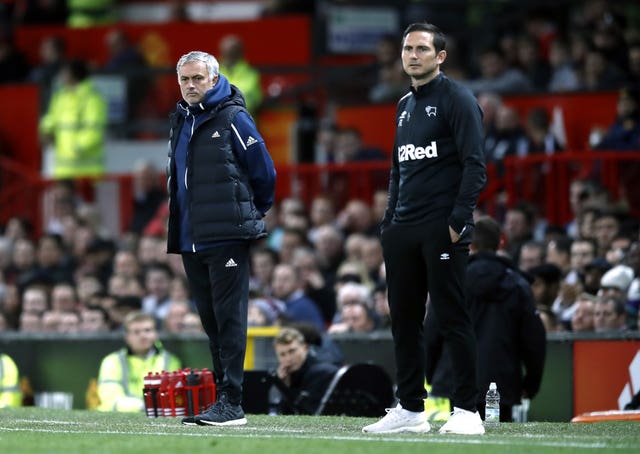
[402,23,446,53]
[472,215,501,252]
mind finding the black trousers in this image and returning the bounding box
[181,242,250,406]
[381,218,478,412]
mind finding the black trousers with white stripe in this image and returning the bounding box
[381,218,478,413]
[181,242,250,407]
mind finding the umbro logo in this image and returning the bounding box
[225,258,238,268]
[440,253,450,260]
[426,106,437,117]
[211,131,220,138]
[246,136,258,147]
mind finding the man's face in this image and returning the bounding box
[178,61,216,105]
[401,31,445,83]
[570,241,595,271]
[275,339,308,374]
[125,319,158,356]
[594,300,622,332]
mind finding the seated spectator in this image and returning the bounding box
[570,294,596,332]
[464,45,533,96]
[180,312,204,334]
[598,264,634,301]
[162,300,193,334]
[271,263,325,332]
[593,296,627,333]
[248,296,285,327]
[128,160,166,235]
[0,352,21,407]
[593,85,640,150]
[328,301,377,334]
[96,312,181,412]
[269,327,339,415]
[547,37,580,92]
[141,263,174,326]
[518,240,546,272]
[331,127,386,163]
[291,247,336,325]
[28,35,67,113]
[79,304,111,333]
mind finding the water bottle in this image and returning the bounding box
[485,382,500,427]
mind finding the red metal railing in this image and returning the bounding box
[1,151,638,238]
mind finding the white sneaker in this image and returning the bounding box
[362,404,431,434]
[439,407,485,435]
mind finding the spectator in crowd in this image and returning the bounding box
[518,240,546,272]
[545,236,573,276]
[307,194,336,244]
[599,264,634,301]
[529,263,563,312]
[218,34,263,115]
[464,45,533,95]
[580,46,626,92]
[290,246,335,326]
[96,311,181,412]
[593,296,627,332]
[141,262,174,326]
[426,215,546,422]
[368,34,410,103]
[309,224,345,287]
[271,263,325,332]
[336,199,378,238]
[56,310,80,333]
[247,295,284,327]
[50,282,79,313]
[331,127,387,164]
[18,233,73,288]
[128,160,166,235]
[515,33,551,91]
[249,246,278,297]
[162,300,193,334]
[565,178,597,239]
[79,304,110,333]
[278,227,308,265]
[524,107,565,155]
[20,285,48,317]
[503,204,536,263]
[547,37,580,92]
[0,352,21,407]
[570,294,596,332]
[372,281,390,330]
[485,105,528,164]
[626,242,640,327]
[328,301,377,334]
[592,209,622,258]
[269,327,339,415]
[593,85,640,150]
[103,28,148,129]
[39,58,107,179]
[476,92,503,161]
[28,35,67,113]
[180,312,204,334]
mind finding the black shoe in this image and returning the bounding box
[195,394,247,426]
[181,415,198,426]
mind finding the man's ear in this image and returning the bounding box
[437,50,447,65]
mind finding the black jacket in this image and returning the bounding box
[272,353,339,415]
[425,252,546,407]
[383,72,486,234]
[166,83,274,253]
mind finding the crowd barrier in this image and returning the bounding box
[1,151,639,237]
[1,330,638,421]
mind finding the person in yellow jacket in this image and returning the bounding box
[218,35,263,115]
[97,311,181,412]
[67,0,116,28]
[39,59,107,179]
[0,353,22,408]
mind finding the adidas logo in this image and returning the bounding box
[225,258,238,268]
[211,131,220,138]
[246,136,258,147]
[439,253,450,260]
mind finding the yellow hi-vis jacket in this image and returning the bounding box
[67,0,116,28]
[39,78,107,179]
[219,61,263,115]
[97,345,181,412]
[0,354,22,408]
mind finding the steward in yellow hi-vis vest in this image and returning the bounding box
[0,353,22,408]
[39,59,107,179]
[97,312,181,412]
[67,0,116,28]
